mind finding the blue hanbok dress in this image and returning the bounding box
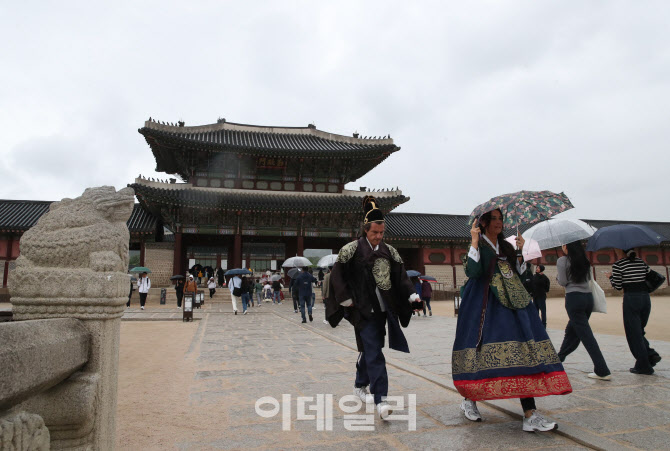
[452,238,572,401]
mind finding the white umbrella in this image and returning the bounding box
[316,254,338,268]
[282,256,312,267]
[522,218,597,250]
[271,274,283,281]
[505,236,543,261]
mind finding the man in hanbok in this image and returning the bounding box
[326,196,419,420]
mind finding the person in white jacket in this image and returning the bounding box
[207,277,217,298]
[228,275,242,315]
[137,272,151,310]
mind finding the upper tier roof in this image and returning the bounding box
[0,200,156,234]
[139,118,399,180]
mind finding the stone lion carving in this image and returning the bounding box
[9,186,135,316]
[0,411,50,450]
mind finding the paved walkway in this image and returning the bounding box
[120,299,670,450]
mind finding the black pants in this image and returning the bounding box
[209,288,216,298]
[422,297,432,314]
[139,292,147,307]
[176,293,183,308]
[126,292,133,307]
[520,397,536,412]
[534,297,547,328]
[557,292,610,377]
[623,292,659,372]
[355,312,388,404]
[292,292,299,311]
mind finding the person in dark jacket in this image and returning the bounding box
[289,276,299,313]
[271,278,283,304]
[520,265,534,296]
[325,196,418,421]
[421,279,433,316]
[175,278,184,309]
[295,267,317,323]
[532,265,550,328]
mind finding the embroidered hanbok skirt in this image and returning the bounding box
[452,278,572,401]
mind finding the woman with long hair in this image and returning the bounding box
[453,209,571,432]
[556,241,611,380]
[606,249,661,375]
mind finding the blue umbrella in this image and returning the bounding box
[225,268,253,276]
[586,224,666,251]
[406,270,421,277]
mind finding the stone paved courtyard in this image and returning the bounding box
[116,296,670,450]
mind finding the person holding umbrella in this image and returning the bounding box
[607,249,661,374]
[556,242,611,381]
[453,208,571,432]
[421,277,433,316]
[174,277,185,309]
[587,224,666,375]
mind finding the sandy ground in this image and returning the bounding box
[428,296,670,341]
[115,321,201,450]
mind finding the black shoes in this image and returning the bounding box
[629,367,654,375]
[309,314,313,322]
[650,355,662,367]
[301,319,307,323]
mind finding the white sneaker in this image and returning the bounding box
[460,399,482,422]
[353,386,374,404]
[141,306,145,310]
[377,401,393,420]
[323,319,329,324]
[523,411,557,432]
[587,372,612,381]
[178,307,181,310]
[243,311,248,315]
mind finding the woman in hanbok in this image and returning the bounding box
[452,209,572,432]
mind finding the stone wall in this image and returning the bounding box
[144,242,174,286]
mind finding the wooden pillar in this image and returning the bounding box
[450,244,457,288]
[139,240,146,266]
[417,242,425,275]
[173,231,183,276]
[3,237,14,287]
[297,235,304,257]
[233,233,242,268]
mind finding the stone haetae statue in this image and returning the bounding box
[10,186,134,316]
[7,186,135,450]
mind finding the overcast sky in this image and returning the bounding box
[1,1,669,222]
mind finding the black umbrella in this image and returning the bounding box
[225,268,253,276]
[586,224,666,251]
[170,275,185,281]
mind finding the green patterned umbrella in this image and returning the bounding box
[468,190,574,229]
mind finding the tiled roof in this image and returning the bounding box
[130,183,409,214]
[0,200,51,232]
[127,204,157,233]
[0,200,156,234]
[385,213,472,240]
[140,119,398,158]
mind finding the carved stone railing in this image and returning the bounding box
[1,186,135,450]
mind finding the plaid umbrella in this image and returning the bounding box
[468,190,573,229]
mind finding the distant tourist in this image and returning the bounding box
[421,279,433,316]
[217,267,225,287]
[240,275,251,314]
[318,268,324,287]
[228,274,242,315]
[295,266,317,323]
[321,265,332,324]
[184,275,198,306]
[532,265,550,328]
[126,279,134,308]
[606,249,661,374]
[198,269,203,284]
[411,277,423,316]
[272,278,283,304]
[137,272,151,310]
[556,242,611,381]
[290,276,299,313]
[175,278,185,309]
[207,277,217,298]
[254,278,263,306]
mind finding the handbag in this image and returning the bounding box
[232,286,242,297]
[589,275,607,314]
[645,269,666,293]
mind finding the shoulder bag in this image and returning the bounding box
[589,274,607,314]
